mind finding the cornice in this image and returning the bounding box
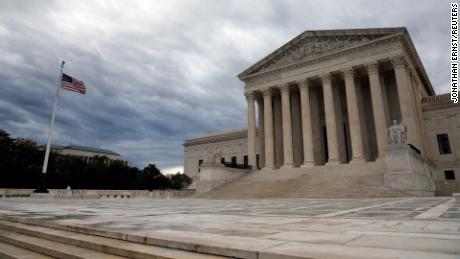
[238,27,406,79]
[243,35,402,89]
[241,33,400,81]
[184,129,249,146]
[422,94,460,113]
[240,29,434,96]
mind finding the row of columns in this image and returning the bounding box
[245,56,415,169]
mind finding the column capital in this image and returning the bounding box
[319,73,332,84]
[244,90,255,101]
[298,79,309,91]
[391,56,407,70]
[279,84,291,94]
[341,68,355,80]
[365,62,380,75]
[262,88,272,97]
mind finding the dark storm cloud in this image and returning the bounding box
[0,0,451,173]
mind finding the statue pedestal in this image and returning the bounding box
[196,163,250,193]
[384,145,436,196]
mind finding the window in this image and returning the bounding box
[231,156,237,166]
[243,155,248,166]
[221,157,225,164]
[256,154,260,168]
[445,170,456,180]
[437,134,452,154]
[198,159,203,173]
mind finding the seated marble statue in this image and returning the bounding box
[207,147,223,164]
[388,120,407,145]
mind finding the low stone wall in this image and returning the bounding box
[435,181,460,196]
[384,145,436,196]
[197,164,250,193]
[0,189,195,199]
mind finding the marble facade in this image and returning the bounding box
[184,28,460,195]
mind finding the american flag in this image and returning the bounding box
[61,73,86,94]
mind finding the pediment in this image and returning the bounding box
[238,28,405,79]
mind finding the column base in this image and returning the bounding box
[373,154,386,162]
[376,154,386,160]
[262,164,276,170]
[326,159,341,165]
[349,158,366,164]
[281,163,295,169]
[301,161,315,167]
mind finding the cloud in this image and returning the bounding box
[0,0,450,171]
[162,166,184,175]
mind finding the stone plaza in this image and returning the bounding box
[0,197,459,258]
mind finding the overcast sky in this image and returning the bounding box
[0,0,451,174]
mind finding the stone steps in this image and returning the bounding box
[0,220,228,259]
[1,216,458,259]
[0,229,124,259]
[198,161,411,199]
[0,241,54,259]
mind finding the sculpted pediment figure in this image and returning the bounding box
[238,28,406,78]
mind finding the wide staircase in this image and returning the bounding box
[0,219,227,259]
[197,160,411,199]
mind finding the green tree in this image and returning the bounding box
[142,163,171,190]
[170,173,192,189]
[0,129,175,190]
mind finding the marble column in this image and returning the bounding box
[246,91,257,167]
[263,89,275,168]
[392,56,420,150]
[343,68,365,162]
[322,73,341,164]
[299,80,315,166]
[256,97,265,168]
[280,84,294,167]
[367,62,388,158]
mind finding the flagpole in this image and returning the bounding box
[35,61,65,193]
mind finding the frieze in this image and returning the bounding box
[245,37,402,89]
[253,34,388,74]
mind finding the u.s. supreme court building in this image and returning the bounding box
[183,28,460,197]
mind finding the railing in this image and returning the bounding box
[408,144,421,155]
[222,162,252,170]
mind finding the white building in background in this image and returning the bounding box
[39,144,126,165]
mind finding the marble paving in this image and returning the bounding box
[0,197,459,258]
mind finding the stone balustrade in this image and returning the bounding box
[0,188,195,199]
